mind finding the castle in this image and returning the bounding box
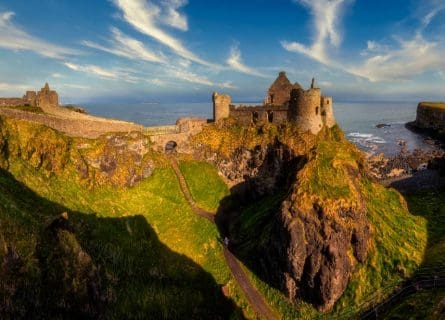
[0,83,59,112]
[213,71,335,134]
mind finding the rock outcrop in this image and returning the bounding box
[192,123,372,311]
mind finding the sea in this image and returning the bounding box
[83,101,434,157]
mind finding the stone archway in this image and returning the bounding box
[267,111,274,123]
[252,111,259,124]
[165,141,178,153]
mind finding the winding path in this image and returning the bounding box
[169,157,278,320]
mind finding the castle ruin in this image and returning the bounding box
[0,83,59,112]
[213,72,335,134]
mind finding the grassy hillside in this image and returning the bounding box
[0,117,254,319]
[179,160,230,212]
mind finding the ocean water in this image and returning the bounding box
[84,101,432,156]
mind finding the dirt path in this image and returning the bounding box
[169,157,278,320]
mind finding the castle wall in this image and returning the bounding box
[229,105,288,126]
[265,71,295,106]
[23,91,37,107]
[415,104,445,130]
[289,88,323,134]
[321,96,335,128]
[0,98,26,107]
[213,92,231,122]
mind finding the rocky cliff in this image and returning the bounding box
[191,121,425,312]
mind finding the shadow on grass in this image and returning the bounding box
[0,168,242,319]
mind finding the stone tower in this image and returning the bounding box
[36,82,59,112]
[213,92,231,122]
[321,96,336,128]
[288,81,323,134]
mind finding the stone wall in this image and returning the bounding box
[265,71,298,106]
[229,105,288,126]
[213,92,231,122]
[416,103,445,130]
[0,98,25,107]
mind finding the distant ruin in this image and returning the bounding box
[213,71,335,134]
[0,83,59,112]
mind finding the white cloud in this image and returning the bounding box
[51,73,64,78]
[349,34,444,82]
[64,62,145,83]
[170,69,214,86]
[284,0,445,83]
[162,0,188,31]
[226,46,266,77]
[113,0,217,68]
[0,11,80,59]
[83,27,166,63]
[283,0,348,65]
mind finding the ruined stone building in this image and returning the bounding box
[213,72,335,134]
[0,83,59,112]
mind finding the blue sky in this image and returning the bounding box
[0,0,445,103]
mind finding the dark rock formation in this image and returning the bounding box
[194,126,371,311]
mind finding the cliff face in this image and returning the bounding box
[191,122,425,312]
[0,116,159,187]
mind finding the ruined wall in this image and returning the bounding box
[265,71,296,106]
[321,96,335,128]
[176,118,209,135]
[416,103,445,130]
[0,98,25,107]
[23,91,37,107]
[289,88,323,134]
[213,92,231,122]
[229,105,288,126]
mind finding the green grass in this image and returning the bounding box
[179,160,230,212]
[0,116,255,318]
[419,102,445,110]
[383,288,445,320]
[0,162,248,318]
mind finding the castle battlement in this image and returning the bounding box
[213,72,336,134]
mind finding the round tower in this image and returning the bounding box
[288,88,323,134]
[321,96,336,128]
[212,92,231,122]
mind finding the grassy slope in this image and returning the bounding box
[380,190,445,318]
[179,160,230,212]
[0,117,254,319]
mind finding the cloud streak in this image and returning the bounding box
[282,0,348,65]
[0,11,80,59]
[113,0,217,68]
[227,46,266,77]
[83,27,167,63]
[284,0,445,82]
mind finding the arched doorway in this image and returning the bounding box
[252,111,259,124]
[165,141,177,153]
[267,111,274,123]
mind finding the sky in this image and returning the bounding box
[0,0,445,103]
